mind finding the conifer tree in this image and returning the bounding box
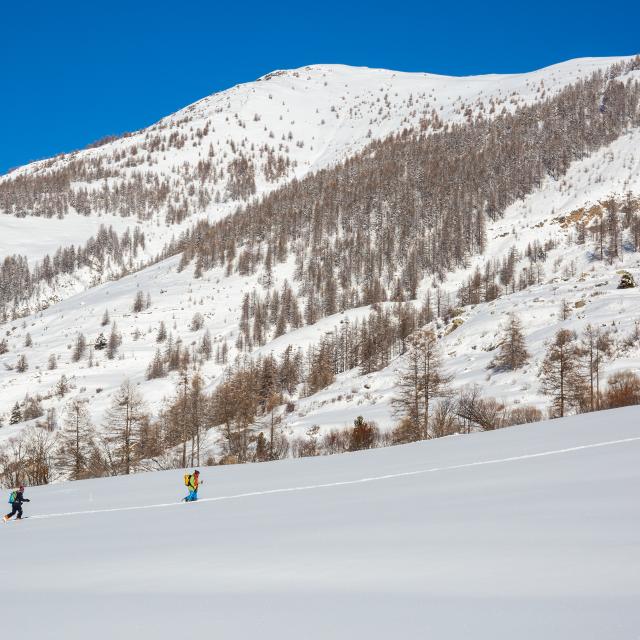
[16,354,28,372]
[94,333,107,350]
[146,349,166,380]
[493,313,529,370]
[393,329,451,439]
[132,290,145,313]
[56,398,95,480]
[539,329,584,417]
[56,374,70,398]
[72,333,87,362]
[156,320,167,343]
[9,402,22,425]
[104,379,147,475]
[107,323,121,360]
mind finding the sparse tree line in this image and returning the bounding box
[457,239,557,306]
[456,193,640,312]
[3,303,640,488]
[0,225,146,318]
[2,315,124,376]
[145,321,213,381]
[576,193,640,261]
[0,380,155,487]
[0,109,304,223]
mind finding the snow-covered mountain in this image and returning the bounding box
[0,57,628,264]
[1,54,640,472]
[2,408,639,639]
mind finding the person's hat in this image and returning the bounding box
[194,470,200,475]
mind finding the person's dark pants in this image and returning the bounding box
[5,503,22,520]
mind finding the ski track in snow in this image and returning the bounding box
[26,434,640,521]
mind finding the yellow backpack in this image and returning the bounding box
[184,473,192,488]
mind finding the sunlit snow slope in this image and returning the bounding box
[0,56,630,264]
[2,408,639,639]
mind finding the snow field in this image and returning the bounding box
[2,406,639,639]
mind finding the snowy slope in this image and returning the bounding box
[1,55,640,448]
[2,408,640,639]
[3,111,640,444]
[272,125,640,434]
[281,263,640,434]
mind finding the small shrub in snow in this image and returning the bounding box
[190,312,205,331]
[16,354,28,372]
[617,271,635,289]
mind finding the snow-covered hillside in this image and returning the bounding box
[2,408,639,639]
[0,57,630,266]
[2,54,640,464]
[277,125,640,434]
[4,90,640,445]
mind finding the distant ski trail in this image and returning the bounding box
[29,435,640,521]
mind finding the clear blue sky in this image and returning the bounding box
[2,0,638,174]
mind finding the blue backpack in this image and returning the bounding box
[8,491,17,504]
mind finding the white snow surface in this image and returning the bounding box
[2,407,639,639]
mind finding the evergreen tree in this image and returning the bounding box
[94,333,108,350]
[16,354,28,372]
[56,374,70,398]
[72,333,87,362]
[539,329,585,417]
[493,313,529,370]
[104,379,147,475]
[146,349,166,380]
[56,398,96,480]
[156,320,167,343]
[618,271,635,289]
[132,290,145,313]
[9,402,22,425]
[107,323,121,360]
[22,395,43,420]
[393,329,452,439]
[199,330,212,360]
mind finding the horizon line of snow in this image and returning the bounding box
[27,435,640,521]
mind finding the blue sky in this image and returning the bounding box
[2,0,638,174]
